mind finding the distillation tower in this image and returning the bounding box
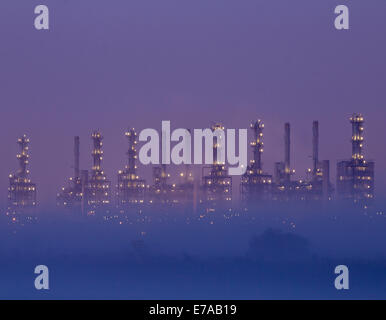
[87,131,111,215]
[117,128,146,212]
[241,119,272,204]
[337,114,374,206]
[7,135,37,219]
[200,123,232,217]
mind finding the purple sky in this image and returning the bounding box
[0,0,385,207]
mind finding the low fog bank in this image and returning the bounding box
[0,202,385,260]
[0,203,385,299]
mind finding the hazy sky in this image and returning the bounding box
[0,0,385,207]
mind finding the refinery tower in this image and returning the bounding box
[200,123,232,217]
[117,128,146,212]
[337,114,374,206]
[87,131,111,215]
[57,133,111,216]
[7,135,37,219]
[241,119,272,204]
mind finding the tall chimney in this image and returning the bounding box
[284,123,290,181]
[312,121,319,175]
[74,136,80,180]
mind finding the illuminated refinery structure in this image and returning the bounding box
[147,129,196,212]
[87,131,111,215]
[172,129,196,212]
[7,135,37,218]
[117,128,146,212]
[270,121,334,202]
[175,162,195,212]
[272,123,299,201]
[147,164,175,207]
[57,133,112,216]
[57,136,83,210]
[241,120,272,204]
[336,114,375,206]
[304,121,333,201]
[33,113,379,220]
[274,123,294,185]
[200,123,232,216]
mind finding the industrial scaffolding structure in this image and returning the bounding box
[147,164,175,207]
[7,135,37,220]
[174,162,195,212]
[336,113,375,207]
[200,123,232,217]
[147,130,196,213]
[241,120,272,204]
[87,131,111,215]
[116,128,146,213]
[49,113,376,220]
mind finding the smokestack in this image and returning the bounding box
[312,121,319,174]
[284,123,290,181]
[74,136,80,180]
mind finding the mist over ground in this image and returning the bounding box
[0,201,385,299]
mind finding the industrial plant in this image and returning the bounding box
[7,113,376,222]
[117,128,146,214]
[306,120,333,202]
[200,123,233,218]
[7,135,37,221]
[56,136,83,211]
[336,113,375,206]
[241,120,272,204]
[57,132,111,216]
